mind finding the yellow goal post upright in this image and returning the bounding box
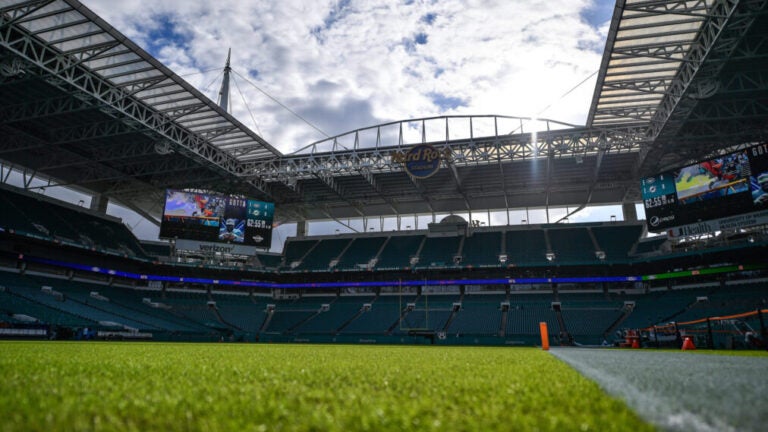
[398,278,431,332]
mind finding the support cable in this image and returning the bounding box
[231,73,263,137]
[508,69,598,135]
[232,69,330,139]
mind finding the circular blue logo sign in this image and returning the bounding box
[400,144,442,179]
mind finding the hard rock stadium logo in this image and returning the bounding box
[390,144,452,179]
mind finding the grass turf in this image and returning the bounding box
[0,342,654,431]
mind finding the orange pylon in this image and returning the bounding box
[539,322,549,351]
[681,336,696,350]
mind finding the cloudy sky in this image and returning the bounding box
[82,0,614,154]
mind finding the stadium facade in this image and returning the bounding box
[1,0,767,347]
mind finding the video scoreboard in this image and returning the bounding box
[159,189,275,248]
[641,143,768,233]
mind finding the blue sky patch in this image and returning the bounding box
[402,38,415,53]
[311,0,351,43]
[322,0,351,30]
[143,14,189,54]
[421,13,437,25]
[402,33,428,53]
[581,2,614,29]
[429,92,467,111]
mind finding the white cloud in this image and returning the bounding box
[81,0,613,153]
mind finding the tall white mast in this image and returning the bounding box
[217,48,231,113]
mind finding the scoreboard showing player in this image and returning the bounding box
[159,190,274,249]
[642,143,768,233]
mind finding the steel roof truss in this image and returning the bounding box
[0,93,95,125]
[0,24,243,173]
[0,1,57,24]
[45,117,144,145]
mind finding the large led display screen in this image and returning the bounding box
[642,143,768,232]
[159,190,274,248]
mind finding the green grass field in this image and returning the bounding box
[0,341,655,431]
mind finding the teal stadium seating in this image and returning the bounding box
[255,254,283,270]
[447,294,505,336]
[620,287,713,330]
[294,238,351,272]
[340,295,405,334]
[634,237,667,255]
[294,296,375,334]
[375,235,424,269]
[505,294,559,336]
[335,237,387,271]
[461,231,503,267]
[282,239,319,269]
[3,186,765,347]
[547,227,597,264]
[592,225,643,260]
[505,229,548,265]
[139,242,171,258]
[1,188,149,258]
[417,236,461,268]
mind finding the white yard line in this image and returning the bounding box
[551,348,768,432]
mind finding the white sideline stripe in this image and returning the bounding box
[551,349,736,432]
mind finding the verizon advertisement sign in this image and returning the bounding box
[174,239,259,255]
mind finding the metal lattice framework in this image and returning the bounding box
[0,0,280,211]
[590,0,720,128]
[1,0,767,224]
[247,117,646,181]
[236,116,650,219]
[589,0,768,195]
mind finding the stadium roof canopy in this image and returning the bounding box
[1,0,767,224]
[0,0,280,219]
[589,0,768,181]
